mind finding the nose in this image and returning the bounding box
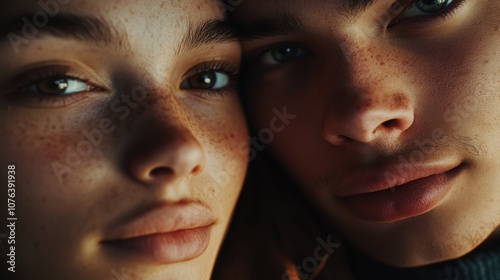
[322,42,415,145]
[322,93,415,144]
[125,123,206,185]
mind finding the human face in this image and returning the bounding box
[0,0,248,279]
[234,0,500,267]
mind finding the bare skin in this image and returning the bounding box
[0,0,247,279]
[233,0,500,268]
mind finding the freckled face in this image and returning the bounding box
[234,0,500,267]
[0,0,247,279]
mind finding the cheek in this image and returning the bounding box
[430,31,500,145]
[0,105,116,239]
[248,90,320,183]
[247,70,307,131]
[245,64,331,182]
[191,98,249,200]
[196,98,248,159]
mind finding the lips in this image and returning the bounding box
[335,161,465,222]
[102,203,216,263]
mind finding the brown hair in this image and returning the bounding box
[212,151,350,280]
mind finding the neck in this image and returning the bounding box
[344,235,500,280]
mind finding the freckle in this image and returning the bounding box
[495,26,500,32]
[37,46,43,51]
[391,93,409,110]
[34,243,39,249]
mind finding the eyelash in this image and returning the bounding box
[6,59,240,108]
[389,0,467,27]
[183,60,240,99]
[257,42,311,65]
[8,66,102,108]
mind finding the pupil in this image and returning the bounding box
[273,47,296,62]
[193,72,215,89]
[38,78,69,95]
[417,0,448,12]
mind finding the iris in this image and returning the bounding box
[417,0,449,13]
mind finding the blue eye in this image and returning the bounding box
[24,77,96,96]
[180,71,231,90]
[400,0,455,18]
[261,46,309,65]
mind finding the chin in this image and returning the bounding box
[376,241,476,268]
[336,207,498,269]
[348,220,493,268]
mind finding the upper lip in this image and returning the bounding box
[335,160,463,197]
[103,203,216,242]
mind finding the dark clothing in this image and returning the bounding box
[345,237,500,280]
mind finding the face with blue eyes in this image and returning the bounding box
[234,0,500,267]
[0,0,248,279]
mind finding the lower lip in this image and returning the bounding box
[103,227,211,263]
[337,166,463,223]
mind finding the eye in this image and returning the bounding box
[180,71,231,90]
[24,77,98,96]
[261,46,309,65]
[396,0,457,21]
[4,65,108,108]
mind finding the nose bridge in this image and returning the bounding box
[339,39,394,93]
[335,38,409,112]
[322,39,415,145]
[122,86,207,187]
[139,81,200,136]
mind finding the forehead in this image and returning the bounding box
[0,0,227,60]
[231,0,369,41]
[1,0,225,40]
[231,0,400,36]
[2,0,223,16]
[233,0,381,18]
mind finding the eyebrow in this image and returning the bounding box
[178,19,238,53]
[1,14,237,56]
[346,0,377,14]
[235,13,309,40]
[0,13,129,49]
[235,0,379,40]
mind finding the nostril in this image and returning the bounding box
[382,119,399,128]
[192,166,202,174]
[150,167,173,178]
